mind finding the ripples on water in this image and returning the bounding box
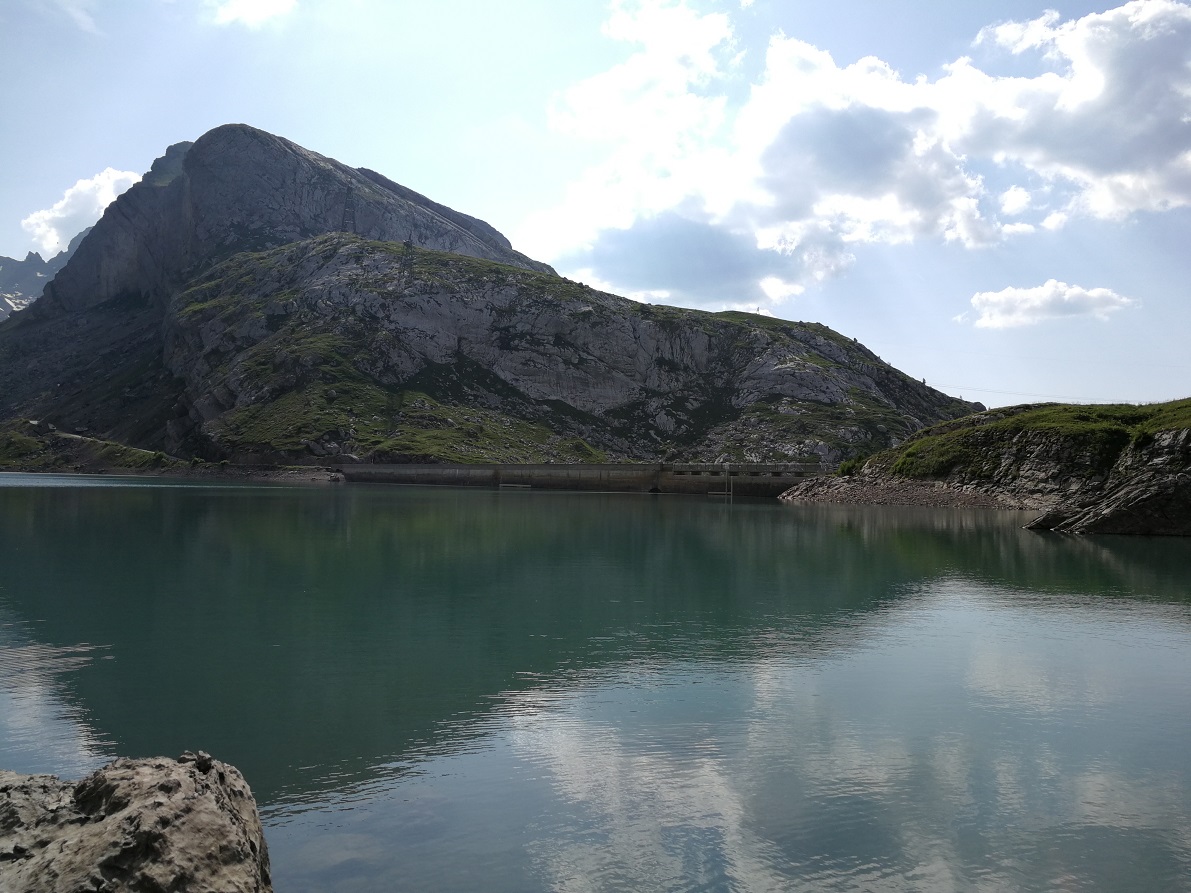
[1,477,1189,891]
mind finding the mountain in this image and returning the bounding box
[0,228,89,321]
[782,400,1191,534]
[0,124,980,467]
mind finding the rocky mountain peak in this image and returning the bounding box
[36,123,552,317]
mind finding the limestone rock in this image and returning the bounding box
[0,753,271,893]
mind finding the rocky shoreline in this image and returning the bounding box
[779,475,1031,510]
[781,429,1191,535]
[0,754,272,893]
[118,465,344,485]
[0,458,344,485]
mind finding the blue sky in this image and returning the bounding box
[2,0,1189,406]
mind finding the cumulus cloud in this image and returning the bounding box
[519,0,735,266]
[521,0,1191,312]
[999,186,1032,216]
[965,0,1191,219]
[20,168,140,256]
[960,279,1137,328]
[207,0,296,27]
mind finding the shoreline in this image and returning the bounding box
[779,474,1039,510]
[4,465,1032,511]
[0,464,345,485]
[3,464,1026,506]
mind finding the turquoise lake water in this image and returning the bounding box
[1,473,1189,891]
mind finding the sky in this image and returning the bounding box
[2,0,1189,407]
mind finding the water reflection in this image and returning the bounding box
[1,479,1189,891]
[263,580,1191,892]
[0,608,115,777]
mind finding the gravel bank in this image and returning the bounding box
[780,475,1034,509]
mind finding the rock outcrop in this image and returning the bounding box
[0,752,271,893]
[1024,428,1191,534]
[781,401,1191,535]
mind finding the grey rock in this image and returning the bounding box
[0,754,271,893]
[1026,429,1191,534]
[158,234,978,462]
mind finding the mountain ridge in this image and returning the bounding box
[1,124,980,466]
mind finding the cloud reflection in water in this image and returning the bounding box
[269,578,1191,892]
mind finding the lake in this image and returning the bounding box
[1,473,1189,892]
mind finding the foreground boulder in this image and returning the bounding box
[0,752,271,893]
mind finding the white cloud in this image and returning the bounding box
[525,0,1191,309]
[519,0,735,262]
[962,279,1137,328]
[20,168,140,256]
[976,10,1063,54]
[758,276,803,301]
[964,0,1191,218]
[207,0,296,28]
[999,186,1031,215]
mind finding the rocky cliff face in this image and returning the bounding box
[0,753,271,893]
[0,124,979,464]
[37,124,551,317]
[782,401,1191,535]
[156,233,977,463]
[1026,427,1191,534]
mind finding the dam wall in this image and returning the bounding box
[334,462,824,498]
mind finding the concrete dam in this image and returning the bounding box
[332,462,824,498]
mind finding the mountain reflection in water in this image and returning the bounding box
[1,475,1189,892]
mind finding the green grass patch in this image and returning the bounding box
[0,420,185,471]
[0,427,45,465]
